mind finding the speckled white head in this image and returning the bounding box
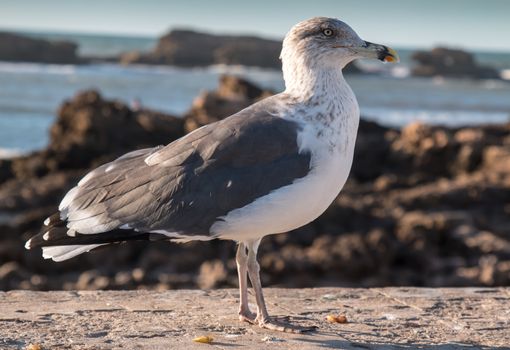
[280,17,398,92]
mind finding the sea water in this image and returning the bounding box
[0,31,509,156]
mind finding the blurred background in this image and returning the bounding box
[0,0,509,291]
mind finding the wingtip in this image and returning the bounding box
[24,239,32,250]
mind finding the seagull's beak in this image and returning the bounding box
[354,41,400,63]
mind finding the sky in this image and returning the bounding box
[1,0,509,51]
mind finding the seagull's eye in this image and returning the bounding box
[322,29,334,37]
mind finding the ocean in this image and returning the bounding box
[1,31,509,157]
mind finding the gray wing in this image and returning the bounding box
[52,102,312,239]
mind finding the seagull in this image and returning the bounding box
[25,17,398,333]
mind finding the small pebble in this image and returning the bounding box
[326,314,348,323]
[261,336,285,342]
[26,345,42,350]
[193,335,213,344]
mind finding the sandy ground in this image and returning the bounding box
[0,288,509,349]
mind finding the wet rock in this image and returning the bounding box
[411,47,500,79]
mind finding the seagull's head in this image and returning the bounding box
[281,17,399,71]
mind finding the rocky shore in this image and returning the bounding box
[0,75,509,291]
[2,30,505,80]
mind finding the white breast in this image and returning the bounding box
[212,91,360,242]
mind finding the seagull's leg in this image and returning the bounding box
[246,239,316,333]
[236,242,256,323]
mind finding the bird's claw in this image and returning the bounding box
[257,317,317,334]
[238,309,257,324]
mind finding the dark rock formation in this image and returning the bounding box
[184,74,274,132]
[120,29,281,68]
[1,76,509,291]
[411,47,500,79]
[5,91,184,182]
[48,90,184,170]
[0,32,79,64]
[120,29,363,73]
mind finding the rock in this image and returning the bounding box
[44,90,184,170]
[482,145,510,174]
[351,119,392,181]
[0,261,31,289]
[411,47,500,79]
[197,260,228,289]
[120,29,366,73]
[0,32,79,64]
[184,74,273,132]
[76,270,110,290]
[0,75,509,291]
[120,29,281,68]
[0,159,13,185]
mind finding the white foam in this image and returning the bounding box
[0,62,76,75]
[362,107,510,127]
[500,69,510,81]
[0,148,24,159]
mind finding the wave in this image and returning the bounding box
[362,107,510,127]
[0,148,25,159]
[0,62,77,75]
[389,66,411,79]
[500,69,510,81]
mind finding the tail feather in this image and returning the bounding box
[42,244,106,262]
[26,212,168,261]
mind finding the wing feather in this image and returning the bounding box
[33,99,312,250]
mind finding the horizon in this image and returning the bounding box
[1,0,510,52]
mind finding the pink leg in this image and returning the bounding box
[236,242,256,323]
[245,239,316,333]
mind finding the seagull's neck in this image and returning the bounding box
[282,60,359,128]
[280,59,360,154]
[282,59,348,100]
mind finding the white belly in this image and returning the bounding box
[211,72,360,242]
[211,130,356,242]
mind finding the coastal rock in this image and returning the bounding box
[120,29,281,68]
[119,29,364,72]
[184,74,273,132]
[0,32,79,64]
[411,47,500,79]
[48,90,184,170]
[0,159,13,185]
[4,91,184,181]
[0,76,509,291]
[197,260,228,289]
